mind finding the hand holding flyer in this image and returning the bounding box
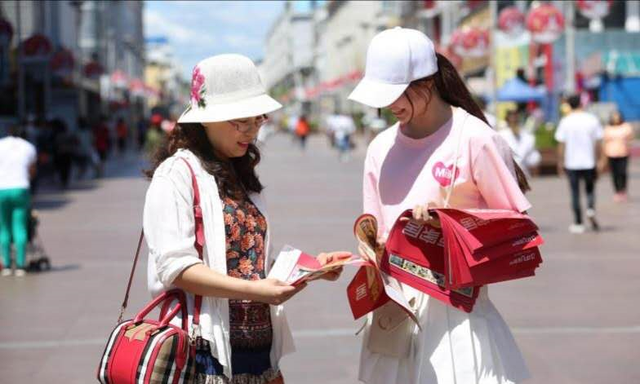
[268,245,364,286]
[347,215,420,326]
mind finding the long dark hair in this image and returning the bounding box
[144,122,263,199]
[407,53,531,192]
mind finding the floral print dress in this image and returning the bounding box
[194,196,280,384]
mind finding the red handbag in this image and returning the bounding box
[97,158,204,384]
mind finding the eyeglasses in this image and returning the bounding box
[228,114,268,133]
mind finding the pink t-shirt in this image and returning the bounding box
[363,107,531,239]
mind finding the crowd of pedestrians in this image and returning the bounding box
[0,112,175,276]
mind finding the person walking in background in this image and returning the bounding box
[500,110,541,177]
[143,54,347,384]
[143,114,165,158]
[349,27,531,384]
[75,117,99,179]
[0,125,37,277]
[333,112,356,162]
[23,114,39,145]
[555,95,604,234]
[93,116,111,177]
[115,117,128,154]
[52,119,77,189]
[136,117,148,151]
[363,110,387,143]
[603,110,634,203]
[324,113,337,148]
[294,114,310,150]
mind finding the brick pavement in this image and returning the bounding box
[0,135,638,383]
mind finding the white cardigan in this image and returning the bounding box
[143,149,295,378]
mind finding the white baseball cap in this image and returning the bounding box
[349,27,438,108]
[178,54,282,123]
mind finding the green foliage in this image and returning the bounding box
[534,122,558,150]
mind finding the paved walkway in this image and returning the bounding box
[0,134,638,383]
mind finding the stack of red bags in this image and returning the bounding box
[380,209,543,313]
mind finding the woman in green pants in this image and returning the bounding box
[0,125,37,277]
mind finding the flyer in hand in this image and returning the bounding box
[268,245,365,286]
[346,214,420,325]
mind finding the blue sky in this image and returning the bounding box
[144,1,317,81]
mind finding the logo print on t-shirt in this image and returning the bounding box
[432,162,459,187]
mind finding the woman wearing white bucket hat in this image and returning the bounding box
[143,54,348,384]
[350,28,532,384]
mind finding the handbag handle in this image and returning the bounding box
[133,289,188,331]
[118,157,206,331]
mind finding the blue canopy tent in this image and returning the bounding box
[496,77,545,102]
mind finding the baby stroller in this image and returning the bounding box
[26,209,51,272]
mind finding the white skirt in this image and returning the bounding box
[358,286,530,384]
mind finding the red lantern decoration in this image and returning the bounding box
[22,33,53,57]
[576,0,612,20]
[498,6,525,37]
[83,60,103,79]
[50,48,75,76]
[0,18,13,45]
[451,27,489,58]
[526,3,565,44]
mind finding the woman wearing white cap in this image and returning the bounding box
[143,54,348,384]
[349,28,532,384]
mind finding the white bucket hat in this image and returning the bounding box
[349,27,438,108]
[178,54,282,123]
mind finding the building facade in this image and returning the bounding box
[0,0,145,132]
[260,0,408,125]
[261,2,315,118]
[144,36,188,119]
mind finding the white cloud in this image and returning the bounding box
[204,1,284,26]
[144,1,285,80]
[144,10,200,44]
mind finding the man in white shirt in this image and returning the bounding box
[554,95,604,234]
[0,125,37,276]
[333,113,356,162]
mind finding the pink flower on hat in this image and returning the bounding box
[190,66,206,109]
